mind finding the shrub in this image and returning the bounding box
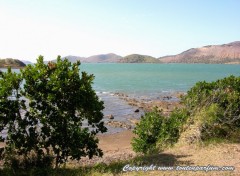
[182,75,240,140]
[133,75,240,152]
[131,109,165,154]
[132,108,189,154]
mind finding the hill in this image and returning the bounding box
[60,53,122,63]
[85,53,122,63]
[159,41,240,64]
[4,41,240,64]
[0,58,26,68]
[20,60,33,65]
[119,54,160,63]
[61,55,86,63]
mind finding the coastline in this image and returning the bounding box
[74,91,183,166]
[88,91,240,174]
[0,91,239,174]
[102,91,183,133]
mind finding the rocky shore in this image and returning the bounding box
[103,92,183,132]
[74,92,184,166]
[114,92,184,115]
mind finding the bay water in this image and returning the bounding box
[81,63,240,96]
[1,63,240,133]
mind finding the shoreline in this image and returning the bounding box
[114,91,184,114]
[103,91,184,133]
[70,91,183,166]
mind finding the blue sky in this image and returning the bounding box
[0,0,239,62]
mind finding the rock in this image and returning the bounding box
[107,114,114,119]
[163,96,172,100]
[134,109,140,113]
[127,126,132,130]
[128,119,140,125]
[106,120,132,129]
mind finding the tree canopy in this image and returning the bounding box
[0,56,107,168]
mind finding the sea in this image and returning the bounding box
[1,63,240,133]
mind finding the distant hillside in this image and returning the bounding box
[6,41,240,65]
[60,53,122,63]
[84,53,122,63]
[0,58,26,68]
[159,41,240,64]
[61,55,86,63]
[21,60,33,65]
[120,54,160,63]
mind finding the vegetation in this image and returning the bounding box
[0,56,239,174]
[0,56,107,171]
[132,108,189,154]
[0,58,26,68]
[0,154,164,176]
[132,75,240,153]
[120,54,161,63]
[181,75,240,142]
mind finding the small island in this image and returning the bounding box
[0,58,26,68]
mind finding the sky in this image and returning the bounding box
[0,0,240,62]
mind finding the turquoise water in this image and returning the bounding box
[2,64,240,97]
[1,63,240,133]
[2,64,240,94]
[81,63,240,96]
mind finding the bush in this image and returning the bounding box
[132,75,240,152]
[132,108,189,154]
[182,75,240,140]
[5,152,54,172]
[131,109,165,154]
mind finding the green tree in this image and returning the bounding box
[0,56,107,168]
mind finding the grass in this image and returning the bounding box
[0,152,189,176]
[0,142,238,176]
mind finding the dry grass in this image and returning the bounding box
[1,131,239,176]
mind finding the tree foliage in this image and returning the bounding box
[0,56,107,168]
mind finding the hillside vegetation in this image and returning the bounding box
[0,58,26,68]
[132,75,240,154]
[61,53,122,63]
[120,54,160,63]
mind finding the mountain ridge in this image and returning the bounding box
[2,41,240,64]
[159,41,240,64]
